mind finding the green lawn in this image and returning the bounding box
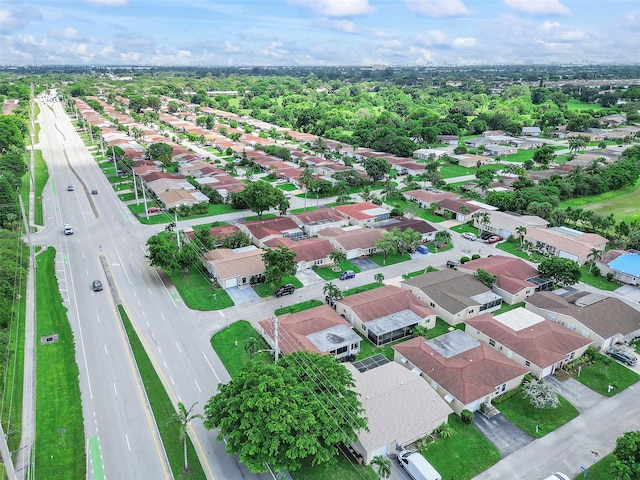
[342,282,383,297]
[314,261,361,280]
[277,183,297,191]
[440,163,505,179]
[450,223,478,234]
[492,301,525,316]
[118,306,206,479]
[567,99,605,112]
[385,196,445,223]
[402,266,438,279]
[274,299,324,315]
[578,266,620,291]
[495,385,579,438]
[496,240,546,263]
[573,357,640,396]
[369,251,411,266]
[289,206,318,214]
[167,264,234,310]
[130,203,239,225]
[576,452,615,479]
[35,248,85,480]
[210,320,272,378]
[33,150,48,226]
[293,453,377,480]
[422,414,501,480]
[254,276,303,298]
[117,192,137,201]
[560,179,640,224]
[244,213,277,221]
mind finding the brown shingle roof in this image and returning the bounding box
[317,226,384,251]
[459,255,540,295]
[264,237,335,262]
[203,247,265,280]
[338,285,434,322]
[242,217,300,240]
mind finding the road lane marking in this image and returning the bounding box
[125,433,131,452]
[146,320,150,327]
[151,332,156,340]
[88,436,105,480]
[175,342,181,353]
[194,379,201,392]
[163,360,168,369]
[113,383,118,396]
[170,376,174,385]
[202,351,222,383]
[160,313,166,321]
[104,345,108,355]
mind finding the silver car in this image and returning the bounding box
[606,346,637,366]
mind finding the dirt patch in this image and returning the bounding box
[2,99,20,115]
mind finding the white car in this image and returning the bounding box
[461,232,477,241]
[64,224,74,235]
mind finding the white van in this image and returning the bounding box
[543,474,570,480]
[397,450,441,480]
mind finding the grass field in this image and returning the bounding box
[567,99,605,112]
[560,179,640,224]
[118,306,206,479]
[167,264,234,310]
[254,276,303,298]
[35,248,85,480]
[314,261,361,280]
[573,356,640,396]
[274,299,323,315]
[210,320,272,378]
[33,150,49,226]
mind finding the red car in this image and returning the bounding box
[487,235,503,244]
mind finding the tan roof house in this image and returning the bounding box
[333,202,391,226]
[156,189,209,209]
[317,226,384,259]
[526,291,640,350]
[402,189,459,209]
[473,210,548,240]
[335,286,436,346]
[203,246,265,289]
[457,256,553,304]
[393,330,528,415]
[345,362,453,464]
[291,208,349,235]
[465,309,593,379]
[401,270,503,325]
[238,217,303,247]
[523,226,607,265]
[258,304,360,359]
[264,237,335,270]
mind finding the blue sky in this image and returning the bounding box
[1,0,639,66]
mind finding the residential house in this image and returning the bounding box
[335,286,437,346]
[402,189,459,209]
[291,208,349,235]
[465,309,592,379]
[203,245,265,288]
[522,126,542,137]
[472,210,549,240]
[185,224,239,247]
[597,250,640,286]
[317,226,384,259]
[346,361,453,464]
[436,135,460,145]
[238,217,304,247]
[373,216,438,243]
[454,154,494,168]
[485,145,517,156]
[457,255,553,304]
[156,189,209,208]
[258,305,361,359]
[264,236,335,270]
[435,198,496,223]
[394,160,428,176]
[401,270,503,326]
[393,330,528,415]
[413,148,449,160]
[523,226,607,265]
[333,202,391,226]
[525,290,640,350]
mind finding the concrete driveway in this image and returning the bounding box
[473,412,534,457]
[350,256,379,271]
[225,285,261,305]
[543,375,604,413]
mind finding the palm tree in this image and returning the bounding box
[323,282,342,306]
[299,167,315,209]
[515,225,527,246]
[329,250,346,266]
[244,337,262,359]
[371,455,392,479]
[374,273,385,285]
[472,211,490,236]
[167,402,204,471]
[587,248,603,273]
[434,230,451,249]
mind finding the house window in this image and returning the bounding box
[362,325,367,332]
[468,309,475,314]
[351,343,359,350]
[489,338,496,347]
[336,346,348,355]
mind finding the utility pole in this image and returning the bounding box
[175,212,181,251]
[112,146,117,176]
[132,170,139,205]
[142,181,149,221]
[273,315,279,365]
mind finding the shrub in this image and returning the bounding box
[460,409,474,424]
[471,254,481,260]
[606,272,614,281]
[460,256,471,264]
[592,266,601,277]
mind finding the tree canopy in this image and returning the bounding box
[240,181,289,219]
[203,352,367,473]
[537,257,582,287]
[263,246,297,286]
[613,431,640,480]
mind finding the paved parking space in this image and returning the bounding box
[225,285,260,305]
[349,256,379,271]
[543,375,604,413]
[473,412,534,457]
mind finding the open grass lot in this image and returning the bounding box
[35,248,85,480]
[422,414,501,480]
[495,385,579,438]
[33,150,48,225]
[167,264,234,310]
[254,276,303,298]
[277,183,297,191]
[118,306,206,479]
[578,265,620,291]
[293,453,377,480]
[130,203,238,225]
[117,192,137,201]
[370,251,411,266]
[573,357,640,396]
[567,99,605,112]
[274,299,324,315]
[440,163,505,179]
[560,179,640,224]
[496,240,546,263]
[210,320,272,378]
[289,206,318,214]
[314,261,361,280]
[402,266,438,279]
[450,223,478,234]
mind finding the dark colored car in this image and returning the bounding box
[339,270,356,280]
[91,189,98,195]
[275,284,295,297]
[67,185,74,191]
[606,346,637,366]
[446,259,460,268]
[92,280,103,292]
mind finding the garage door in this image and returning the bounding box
[368,444,389,460]
[558,251,579,262]
[224,277,238,288]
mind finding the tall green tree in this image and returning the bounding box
[203,352,367,473]
[363,157,391,183]
[241,181,288,219]
[148,142,174,170]
[167,402,204,471]
[474,269,497,288]
[538,257,582,286]
[263,246,297,286]
[612,431,640,480]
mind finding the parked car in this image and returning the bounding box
[92,280,103,292]
[461,232,477,241]
[274,284,295,297]
[542,474,570,480]
[339,270,356,280]
[606,346,638,366]
[487,235,503,244]
[63,224,74,235]
[397,449,441,480]
[446,259,460,268]
[146,207,161,214]
[67,185,74,191]
[416,245,429,254]
[91,189,98,195]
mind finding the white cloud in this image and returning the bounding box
[408,46,435,64]
[0,6,42,31]
[453,37,476,48]
[50,27,80,41]
[626,10,640,25]
[260,41,289,59]
[287,0,373,17]
[224,40,241,53]
[539,21,586,41]
[318,18,357,32]
[416,30,447,46]
[504,0,570,16]
[84,0,129,6]
[405,0,469,18]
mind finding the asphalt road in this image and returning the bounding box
[35,98,279,480]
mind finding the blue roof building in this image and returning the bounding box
[602,251,640,286]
